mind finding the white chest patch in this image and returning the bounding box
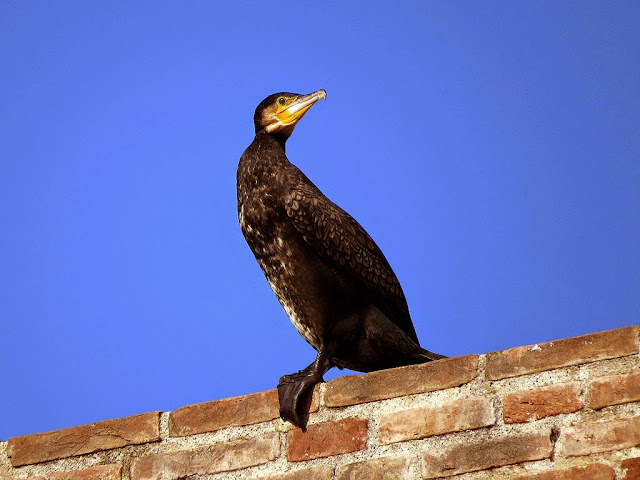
[265,270,320,350]
[238,204,245,227]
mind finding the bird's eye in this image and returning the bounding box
[278,97,286,106]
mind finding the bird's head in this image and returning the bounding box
[253,89,327,139]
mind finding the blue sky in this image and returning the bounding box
[1,2,638,440]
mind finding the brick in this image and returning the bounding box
[622,457,640,480]
[336,455,411,480]
[486,326,639,380]
[247,466,334,480]
[7,411,161,467]
[286,418,367,462]
[50,464,123,480]
[557,415,640,457]
[590,371,640,410]
[130,432,279,480]
[421,429,552,478]
[325,355,478,407]
[379,397,495,444]
[170,389,280,436]
[512,463,614,480]
[503,382,583,423]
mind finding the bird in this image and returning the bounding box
[236,89,446,428]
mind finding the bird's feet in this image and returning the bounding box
[277,368,323,429]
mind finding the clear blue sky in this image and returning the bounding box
[1,2,638,441]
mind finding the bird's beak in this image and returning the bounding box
[278,89,327,126]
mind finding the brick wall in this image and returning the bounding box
[2,325,639,480]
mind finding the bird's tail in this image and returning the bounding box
[419,348,448,361]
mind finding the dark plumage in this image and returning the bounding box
[237,90,445,427]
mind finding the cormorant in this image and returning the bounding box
[237,89,445,428]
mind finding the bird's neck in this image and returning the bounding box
[241,132,293,180]
[257,130,289,152]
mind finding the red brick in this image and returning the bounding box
[622,457,640,480]
[503,382,583,423]
[336,455,411,480]
[557,415,640,457]
[7,411,161,467]
[50,464,123,480]
[486,326,639,380]
[286,418,367,462]
[325,355,478,407]
[512,463,614,480]
[130,432,279,480]
[170,390,280,436]
[590,371,640,410]
[421,429,552,478]
[246,466,334,480]
[379,397,495,444]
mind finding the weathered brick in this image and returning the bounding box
[590,371,640,410]
[557,415,640,457]
[325,355,478,407]
[286,418,367,462]
[130,433,279,480]
[511,463,614,480]
[503,382,582,423]
[336,455,411,480]
[379,397,495,445]
[247,466,334,480]
[421,429,552,478]
[486,326,639,380]
[622,457,640,480]
[7,411,161,467]
[49,464,123,480]
[170,389,280,436]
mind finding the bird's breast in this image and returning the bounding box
[238,170,325,350]
[245,219,325,350]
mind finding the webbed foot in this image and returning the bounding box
[277,369,323,429]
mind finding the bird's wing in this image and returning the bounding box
[283,171,418,342]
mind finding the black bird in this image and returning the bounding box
[237,89,445,427]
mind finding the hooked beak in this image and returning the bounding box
[277,89,327,126]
